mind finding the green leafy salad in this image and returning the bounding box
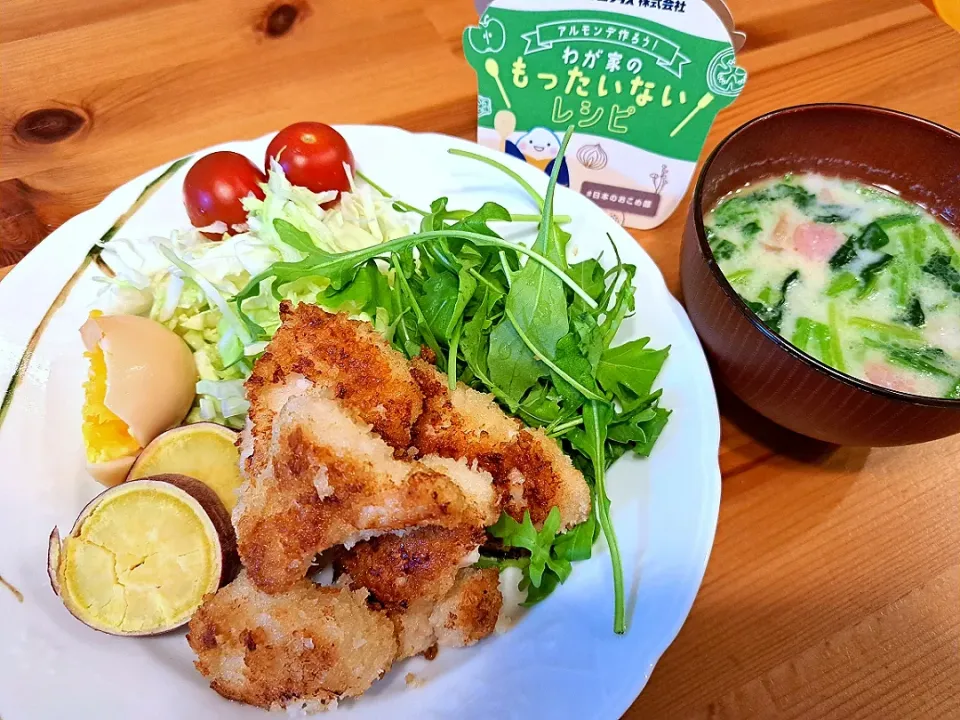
[100,128,671,633]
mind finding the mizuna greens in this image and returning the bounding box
[224,127,672,633]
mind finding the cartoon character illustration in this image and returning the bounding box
[505,127,570,187]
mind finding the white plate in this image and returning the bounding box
[0,127,720,720]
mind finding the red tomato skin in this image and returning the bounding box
[183,151,266,234]
[265,122,355,200]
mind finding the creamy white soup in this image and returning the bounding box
[704,174,960,399]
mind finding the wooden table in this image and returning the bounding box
[2,1,958,717]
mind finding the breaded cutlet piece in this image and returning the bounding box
[410,357,521,466]
[335,526,484,608]
[243,302,422,478]
[236,392,490,594]
[417,455,499,527]
[500,427,591,529]
[187,572,396,713]
[410,358,590,530]
[386,568,503,659]
[432,567,502,648]
[336,526,500,659]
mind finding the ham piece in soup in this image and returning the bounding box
[704,173,960,400]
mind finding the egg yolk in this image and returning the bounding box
[82,347,141,463]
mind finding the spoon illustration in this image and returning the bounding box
[493,110,516,152]
[670,92,715,138]
[485,58,512,109]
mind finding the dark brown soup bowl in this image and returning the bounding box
[680,104,960,446]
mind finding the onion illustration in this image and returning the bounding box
[576,143,608,171]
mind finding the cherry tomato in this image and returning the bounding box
[183,151,266,234]
[266,122,355,202]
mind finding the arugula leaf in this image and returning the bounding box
[504,131,574,360]
[392,257,444,362]
[568,400,625,633]
[487,318,545,402]
[597,338,670,404]
[606,408,656,443]
[316,261,393,317]
[550,332,597,410]
[419,273,459,341]
[521,569,562,606]
[273,217,322,255]
[599,263,638,349]
[568,259,606,304]
[488,508,564,588]
[235,224,597,320]
[390,281,423,358]
[519,383,562,426]
[628,407,671,457]
[571,311,603,371]
[552,514,597,562]
[448,202,513,271]
[461,287,497,366]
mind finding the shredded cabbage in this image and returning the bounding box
[96,162,413,428]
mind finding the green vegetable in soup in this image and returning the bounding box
[704,173,960,399]
[814,204,853,224]
[791,304,846,371]
[753,182,816,210]
[743,270,800,334]
[826,272,858,297]
[711,196,756,228]
[863,337,954,377]
[947,379,960,400]
[923,251,960,295]
[847,317,925,344]
[829,222,889,270]
[712,182,815,229]
[897,297,926,328]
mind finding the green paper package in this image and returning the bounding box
[464,0,747,230]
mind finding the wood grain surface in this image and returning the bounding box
[1,1,958,718]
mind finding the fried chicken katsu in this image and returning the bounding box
[235,391,495,593]
[384,567,503,659]
[188,572,396,713]
[410,358,590,530]
[191,303,589,711]
[241,301,422,479]
[335,526,484,608]
[334,526,501,658]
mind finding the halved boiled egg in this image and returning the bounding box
[80,312,198,486]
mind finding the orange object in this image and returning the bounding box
[920,0,960,31]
